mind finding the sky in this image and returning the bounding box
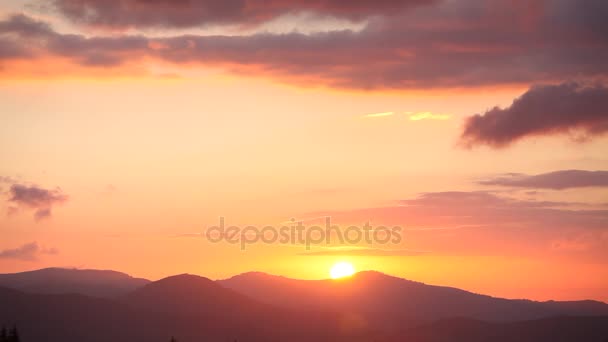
[1,0,608,302]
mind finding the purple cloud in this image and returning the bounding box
[1,0,608,89]
[52,0,435,29]
[0,242,58,261]
[461,82,608,148]
[313,191,608,232]
[309,191,608,257]
[479,170,608,190]
[8,183,68,221]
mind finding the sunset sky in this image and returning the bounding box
[1,0,607,302]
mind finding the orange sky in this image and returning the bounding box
[1,0,607,303]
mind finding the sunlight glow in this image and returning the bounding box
[330,262,356,279]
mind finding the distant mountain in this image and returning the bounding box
[124,274,270,317]
[219,271,608,327]
[0,276,349,342]
[123,274,348,340]
[0,286,154,342]
[0,268,150,298]
[1,271,607,341]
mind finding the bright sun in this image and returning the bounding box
[330,262,356,279]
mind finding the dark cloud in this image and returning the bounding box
[461,82,608,148]
[0,38,33,59]
[479,170,608,190]
[2,0,608,89]
[0,13,53,36]
[8,183,68,221]
[51,0,434,29]
[0,242,58,261]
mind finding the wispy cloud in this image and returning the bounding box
[479,170,608,190]
[362,111,450,120]
[0,176,16,184]
[407,112,451,121]
[362,111,395,118]
[0,242,58,261]
[309,191,608,257]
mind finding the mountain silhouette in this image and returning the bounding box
[124,274,270,318]
[0,268,149,298]
[219,271,608,325]
[123,274,351,340]
[0,273,345,341]
[1,269,607,341]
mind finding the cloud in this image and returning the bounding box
[362,111,394,118]
[407,112,450,121]
[1,0,608,89]
[461,82,608,148]
[34,208,53,220]
[51,0,435,29]
[361,111,450,120]
[309,191,608,257]
[312,191,608,233]
[479,170,608,190]
[299,247,425,256]
[0,242,58,261]
[0,176,17,184]
[8,183,68,220]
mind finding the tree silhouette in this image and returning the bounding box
[0,326,20,342]
[8,326,19,342]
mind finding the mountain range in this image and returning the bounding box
[0,268,607,341]
[0,268,149,298]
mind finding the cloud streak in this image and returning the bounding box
[0,242,58,261]
[362,112,394,118]
[407,112,450,121]
[310,191,608,257]
[479,170,608,190]
[314,191,608,228]
[461,82,608,148]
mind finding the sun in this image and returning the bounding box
[330,262,355,279]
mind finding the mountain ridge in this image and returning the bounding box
[218,270,608,324]
[1,269,608,341]
[0,267,150,298]
[2,267,606,305]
